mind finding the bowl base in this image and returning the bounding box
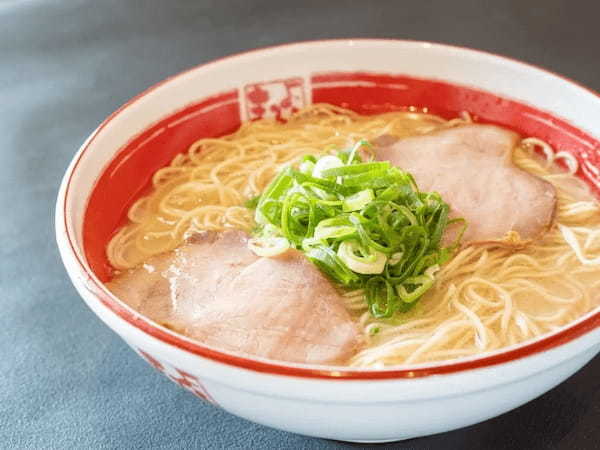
[334,438,409,444]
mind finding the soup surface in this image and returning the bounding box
[105,104,600,367]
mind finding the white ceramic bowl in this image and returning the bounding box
[56,39,600,443]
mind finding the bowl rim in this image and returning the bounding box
[59,38,600,380]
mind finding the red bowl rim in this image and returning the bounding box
[61,38,600,380]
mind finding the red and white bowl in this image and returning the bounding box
[56,39,600,443]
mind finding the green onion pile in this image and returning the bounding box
[247,141,465,319]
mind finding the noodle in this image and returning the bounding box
[106,104,600,367]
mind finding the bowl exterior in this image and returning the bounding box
[56,39,600,441]
[58,254,600,442]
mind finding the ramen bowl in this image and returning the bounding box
[56,39,600,443]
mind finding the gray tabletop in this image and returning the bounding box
[2,1,599,449]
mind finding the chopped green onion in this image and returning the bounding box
[314,223,356,240]
[397,275,435,303]
[305,244,361,287]
[389,252,403,265]
[299,160,315,174]
[346,139,371,165]
[343,189,374,212]
[244,195,260,209]
[312,155,344,178]
[338,240,387,274]
[249,141,465,318]
[369,326,381,336]
[321,162,390,178]
[248,237,290,257]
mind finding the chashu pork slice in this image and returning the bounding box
[107,231,361,365]
[108,230,259,326]
[182,249,361,365]
[375,124,557,246]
